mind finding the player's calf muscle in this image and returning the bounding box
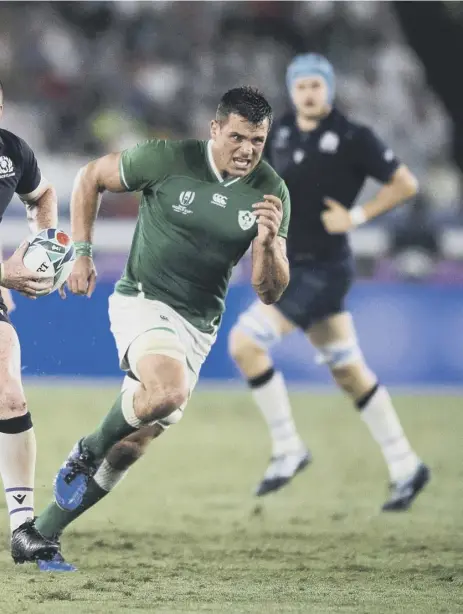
[106,425,163,470]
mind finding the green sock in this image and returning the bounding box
[82,391,140,460]
[35,480,108,540]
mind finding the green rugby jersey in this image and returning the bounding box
[115,139,290,333]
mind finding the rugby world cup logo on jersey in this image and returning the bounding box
[173,191,195,215]
[0,156,14,179]
[238,210,256,231]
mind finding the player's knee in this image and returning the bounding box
[228,326,264,367]
[331,364,360,396]
[331,362,375,398]
[142,379,189,422]
[0,381,26,419]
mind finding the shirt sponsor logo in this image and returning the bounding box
[238,210,256,231]
[211,193,227,208]
[0,156,14,179]
[173,191,195,215]
[319,131,339,153]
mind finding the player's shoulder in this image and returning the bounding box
[126,137,205,161]
[333,109,377,142]
[248,158,287,195]
[0,128,30,159]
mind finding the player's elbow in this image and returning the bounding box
[254,282,287,305]
[256,291,276,305]
[395,166,419,199]
[78,160,104,193]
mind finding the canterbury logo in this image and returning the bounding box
[12,494,26,505]
[211,193,227,208]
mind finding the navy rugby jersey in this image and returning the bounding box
[0,129,42,222]
[266,108,400,261]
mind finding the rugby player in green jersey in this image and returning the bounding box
[14,87,291,570]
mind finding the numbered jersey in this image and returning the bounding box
[116,139,290,333]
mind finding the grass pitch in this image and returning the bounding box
[0,386,461,613]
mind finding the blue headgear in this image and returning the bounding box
[286,53,335,105]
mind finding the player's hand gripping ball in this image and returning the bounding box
[22,229,76,295]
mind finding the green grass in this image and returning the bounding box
[0,386,462,613]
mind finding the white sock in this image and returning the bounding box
[0,421,36,532]
[251,370,304,457]
[360,386,420,482]
[94,459,128,492]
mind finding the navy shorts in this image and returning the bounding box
[275,258,355,330]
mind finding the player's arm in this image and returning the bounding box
[0,139,56,298]
[322,128,418,234]
[350,164,418,224]
[23,183,58,234]
[16,139,58,233]
[68,140,163,297]
[251,188,290,304]
[71,152,125,245]
[0,243,15,312]
[67,152,125,297]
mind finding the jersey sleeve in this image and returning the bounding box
[119,139,175,192]
[352,127,400,183]
[15,138,43,198]
[277,181,291,239]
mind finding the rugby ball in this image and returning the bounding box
[23,228,76,294]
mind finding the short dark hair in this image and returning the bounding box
[216,86,273,128]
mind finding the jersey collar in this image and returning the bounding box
[206,140,241,187]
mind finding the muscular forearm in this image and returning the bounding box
[252,240,289,305]
[357,166,418,223]
[71,162,104,244]
[26,185,58,233]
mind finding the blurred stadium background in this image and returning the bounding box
[0,3,462,612]
[1,0,463,387]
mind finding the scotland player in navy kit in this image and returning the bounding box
[0,80,59,562]
[229,54,430,511]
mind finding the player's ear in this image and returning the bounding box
[210,120,219,140]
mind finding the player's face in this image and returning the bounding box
[291,76,330,120]
[210,113,269,177]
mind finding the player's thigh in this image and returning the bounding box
[0,320,26,418]
[109,293,213,414]
[307,311,356,347]
[112,298,190,405]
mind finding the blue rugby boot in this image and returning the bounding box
[54,440,98,511]
[37,548,77,572]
